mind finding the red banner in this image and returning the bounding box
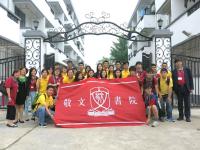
[54,77,146,128]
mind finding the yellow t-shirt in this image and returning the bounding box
[108,72,114,79]
[158,70,172,78]
[62,73,67,77]
[122,70,130,78]
[63,76,74,84]
[159,77,173,95]
[80,69,86,76]
[34,94,54,112]
[62,74,68,83]
[38,77,49,94]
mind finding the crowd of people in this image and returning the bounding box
[3,58,194,127]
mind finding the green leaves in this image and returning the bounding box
[110,38,128,62]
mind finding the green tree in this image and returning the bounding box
[97,56,110,64]
[110,38,128,62]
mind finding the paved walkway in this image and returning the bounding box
[0,109,200,150]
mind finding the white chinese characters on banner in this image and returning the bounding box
[63,96,138,107]
[114,96,122,105]
[64,98,72,108]
[63,93,138,112]
[129,96,137,105]
[78,98,85,107]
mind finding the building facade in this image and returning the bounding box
[128,0,200,106]
[128,0,200,68]
[0,0,84,80]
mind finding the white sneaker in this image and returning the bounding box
[151,121,159,127]
[39,123,47,128]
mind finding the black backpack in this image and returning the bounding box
[0,81,7,96]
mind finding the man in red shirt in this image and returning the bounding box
[5,70,20,127]
[135,61,147,93]
[172,59,194,122]
[151,64,157,78]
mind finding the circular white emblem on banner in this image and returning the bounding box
[88,87,115,116]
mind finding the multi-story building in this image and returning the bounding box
[128,0,200,67]
[0,0,84,80]
[128,0,200,106]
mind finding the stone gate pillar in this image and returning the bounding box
[23,30,46,73]
[151,29,173,70]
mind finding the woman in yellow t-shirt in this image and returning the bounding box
[62,66,68,78]
[37,69,49,94]
[107,65,114,79]
[63,69,75,84]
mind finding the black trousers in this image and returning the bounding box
[176,85,191,119]
[6,105,16,120]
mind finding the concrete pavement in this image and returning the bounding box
[0,109,200,150]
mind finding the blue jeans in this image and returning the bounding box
[160,95,173,119]
[36,107,48,125]
[25,91,36,115]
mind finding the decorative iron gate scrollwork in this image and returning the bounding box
[25,38,41,72]
[44,12,152,43]
[155,37,171,70]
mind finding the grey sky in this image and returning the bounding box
[71,0,138,69]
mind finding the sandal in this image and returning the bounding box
[13,120,18,124]
[6,124,18,127]
[19,120,25,123]
[31,117,36,121]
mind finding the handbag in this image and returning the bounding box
[0,81,7,96]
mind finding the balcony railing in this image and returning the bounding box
[187,0,200,16]
[136,14,156,32]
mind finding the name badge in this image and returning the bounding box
[178,77,182,80]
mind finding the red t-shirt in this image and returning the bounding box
[177,70,185,86]
[136,71,147,87]
[48,76,62,85]
[5,76,18,106]
[48,76,63,96]
[144,77,158,93]
[29,79,37,91]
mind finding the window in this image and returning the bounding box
[150,3,155,14]
[15,6,25,28]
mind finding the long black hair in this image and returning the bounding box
[27,68,38,93]
[74,71,84,82]
[95,63,103,78]
[114,69,122,78]
[87,69,95,78]
[28,67,37,80]
[108,65,114,76]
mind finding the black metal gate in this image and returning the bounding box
[44,53,55,70]
[0,55,25,81]
[142,52,152,71]
[171,54,200,107]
